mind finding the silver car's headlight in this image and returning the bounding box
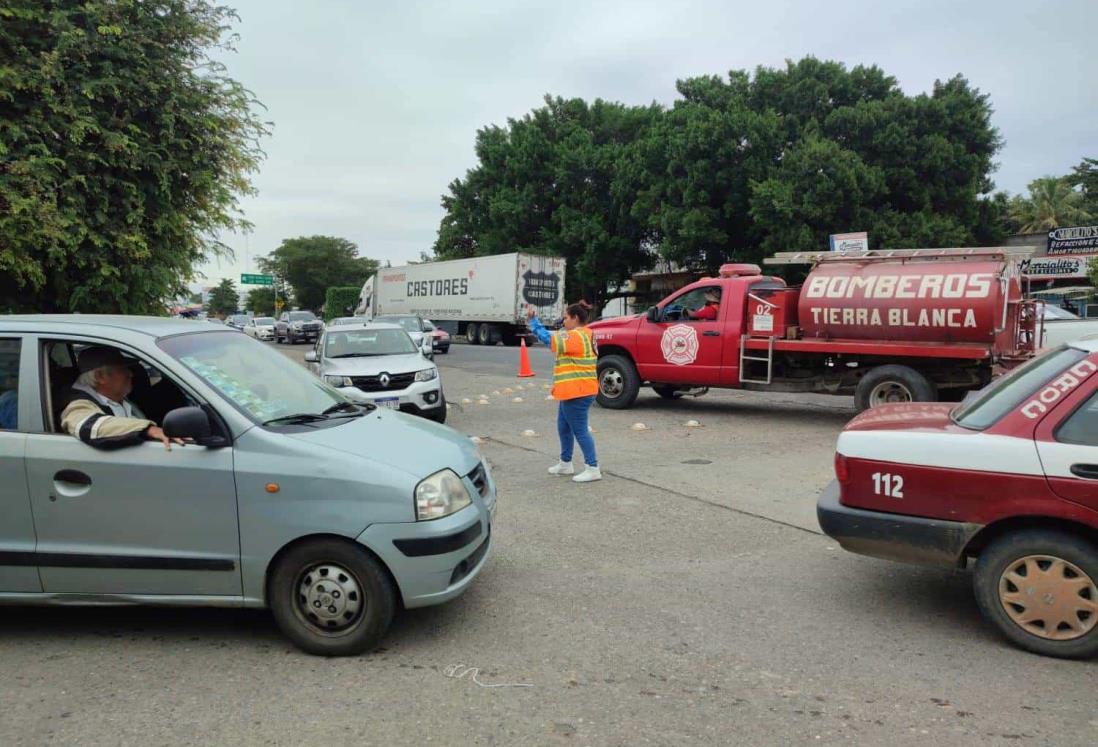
[324,375,352,387]
[414,469,471,521]
[414,368,438,382]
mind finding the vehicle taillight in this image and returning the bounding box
[834,453,850,484]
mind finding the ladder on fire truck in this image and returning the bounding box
[762,246,1035,265]
[738,334,775,385]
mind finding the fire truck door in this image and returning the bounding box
[636,286,725,386]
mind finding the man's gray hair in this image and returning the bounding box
[75,370,104,389]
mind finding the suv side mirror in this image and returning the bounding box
[304,350,318,363]
[646,306,660,323]
[163,406,226,447]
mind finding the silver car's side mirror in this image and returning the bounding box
[304,350,318,363]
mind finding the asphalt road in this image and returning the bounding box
[1,341,1094,746]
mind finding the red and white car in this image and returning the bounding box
[819,339,1098,658]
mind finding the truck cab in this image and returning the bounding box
[589,264,782,407]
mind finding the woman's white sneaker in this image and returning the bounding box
[548,461,575,475]
[572,466,602,483]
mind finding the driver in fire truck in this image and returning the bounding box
[687,289,721,320]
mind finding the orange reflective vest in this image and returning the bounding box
[550,326,598,400]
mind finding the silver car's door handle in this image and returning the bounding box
[51,470,92,501]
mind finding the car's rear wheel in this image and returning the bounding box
[973,530,1098,659]
[268,538,396,657]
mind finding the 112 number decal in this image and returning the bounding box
[871,472,904,499]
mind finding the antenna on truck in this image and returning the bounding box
[763,246,1037,265]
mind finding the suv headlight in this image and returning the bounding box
[324,375,352,387]
[414,368,438,382]
[414,469,471,520]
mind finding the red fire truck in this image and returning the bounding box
[588,248,1039,411]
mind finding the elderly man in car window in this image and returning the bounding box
[60,346,185,450]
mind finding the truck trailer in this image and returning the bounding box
[356,253,566,346]
[588,247,1039,411]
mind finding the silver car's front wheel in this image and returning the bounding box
[269,538,395,656]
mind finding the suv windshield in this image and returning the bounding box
[952,346,1088,430]
[289,311,316,322]
[376,316,420,333]
[159,332,346,423]
[325,328,417,357]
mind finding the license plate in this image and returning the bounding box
[376,397,400,410]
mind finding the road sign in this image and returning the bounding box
[241,273,274,286]
[274,299,285,311]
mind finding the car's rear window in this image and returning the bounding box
[952,346,1088,430]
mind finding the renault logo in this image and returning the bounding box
[379,372,391,387]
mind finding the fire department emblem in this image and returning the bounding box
[661,324,699,366]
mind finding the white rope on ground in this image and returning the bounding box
[443,663,533,688]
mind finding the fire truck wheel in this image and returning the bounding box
[854,365,935,411]
[653,386,682,400]
[597,355,640,409]
[973,530,1098,659]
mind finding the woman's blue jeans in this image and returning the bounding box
[557,395,598,467]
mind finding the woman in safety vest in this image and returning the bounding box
[526,301,601,483]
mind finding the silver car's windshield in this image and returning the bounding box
[289,311,316,322]
[254,317,275,325]
[377,316,420,333]
[325,328,417,357]
[159,332,346,423]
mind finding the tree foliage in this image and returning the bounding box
[257,236,377,312]
[0,1,268,313]
[205,278,238,317]
[435,58,1006,298]
[1008,176,1093,233]
[1070,158,1098,218]
[245,286,276,316]
[323,286,361,320]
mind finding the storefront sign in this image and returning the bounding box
[1046,225,1098,255]
[829,231,869,252]
[1019,254,1097,280]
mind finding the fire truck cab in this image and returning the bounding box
[819,340,1098,658]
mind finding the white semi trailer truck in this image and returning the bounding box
[355,253,567,345]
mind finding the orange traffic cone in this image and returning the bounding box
[517,338,536,378]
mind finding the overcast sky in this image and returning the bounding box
[199,0,1098,287]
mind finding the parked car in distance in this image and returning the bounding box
[244,316,276,341]
[328,317,362,327]
[423,320,451,354]
[819,340,1098,658]
[275,310,324,344]
[0,315,494,656]
[1038,303,1098,350]
[305,322,446,423]
[227,314,251,331]
[373,315,433,357]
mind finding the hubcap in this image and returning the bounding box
[295,563,364,634]
[599,368,624,398]
[869,381,913,407]
[999,555,1098,641]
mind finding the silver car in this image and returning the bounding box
[0,315,494,656]
[306,323,446,423]
[243,316,276,341]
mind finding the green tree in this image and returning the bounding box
[434,96,662,304]
[324,287,361,320]
[257,236,377,312]
[0,1,268,314]
[1070,158,1098,218]
[245,287,277,316]
[206,278,239,317]
[1008,177,1092,233]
